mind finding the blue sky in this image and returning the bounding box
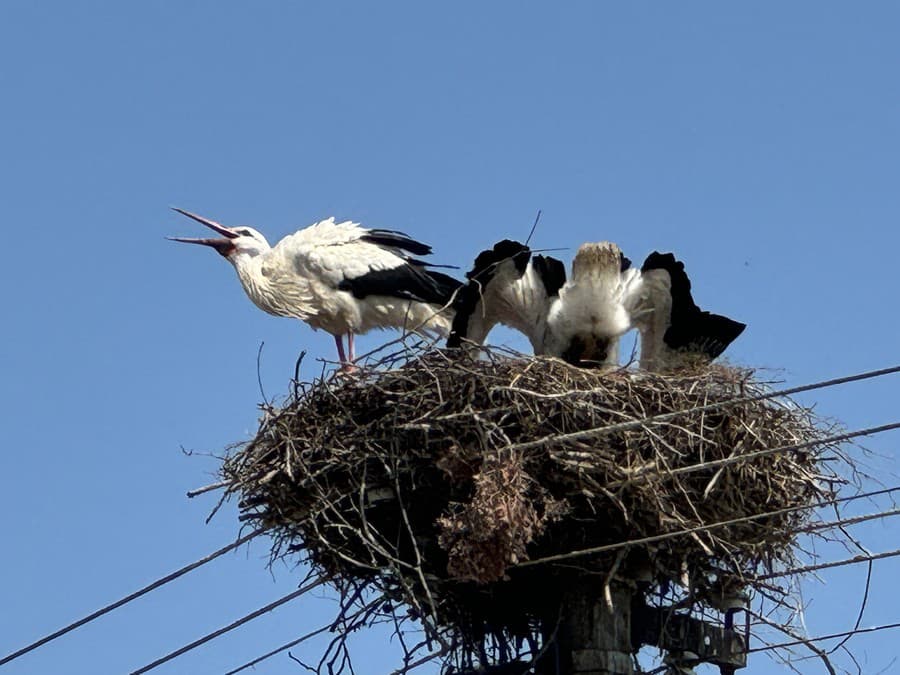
[1,2,899,673]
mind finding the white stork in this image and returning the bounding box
[449,240,745,371]
[169,208,461,369]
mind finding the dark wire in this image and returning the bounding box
[222,625,332,675]
[516,482,900,568]
[747,620,900,654]
[5,363,900,668]
[130,578,327,675]
[0,530,264,668]
[756,546,900,581]
[509,364,900,454]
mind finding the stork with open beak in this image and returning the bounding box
[169,208,461,370]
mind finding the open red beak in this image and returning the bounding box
[168,208,239,256]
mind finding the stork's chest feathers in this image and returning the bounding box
[231,256,311,319]
[260,261,276,279]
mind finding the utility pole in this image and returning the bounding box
[537,581,635,675]
[531,579,747,675]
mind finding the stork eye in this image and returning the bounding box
[236,228,254,237]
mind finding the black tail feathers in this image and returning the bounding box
[665,312,746,359]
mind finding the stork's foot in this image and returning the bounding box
[333,334,360,374]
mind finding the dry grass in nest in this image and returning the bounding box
[219,346,850,671]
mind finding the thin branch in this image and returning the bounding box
[187,480,231,498]
[257,341,269,407]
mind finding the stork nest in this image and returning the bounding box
[220,347,850,672]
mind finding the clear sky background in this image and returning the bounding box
[1,2,899,674]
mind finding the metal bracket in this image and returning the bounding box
[632,601,747,672]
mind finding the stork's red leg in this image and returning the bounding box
[334,334,347,364]
[347,332,355,363]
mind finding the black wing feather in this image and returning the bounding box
[664,312,746,359]
[448,240,531,347]
[641,251,700,321]
[466,239,531,281]
[642,251,746,358]
[360,229,433,256]
[532,254,566,297]
[339,263,461,306]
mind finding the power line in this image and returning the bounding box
[155,364,900,674]
[756,546,900,581]
[219,506,900,673]
[130,577,327,675]
[507,364,900,455]
[796,506,900,535]
[596,421,900,493]
[211,392,897,673]
[223,549,900,673]
[516,484,900,569]
[747,620,900,654]
[222,625,332,675]
[649,421,900,483]
[0,529,264,668]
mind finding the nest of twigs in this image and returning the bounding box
[220,347,848,672]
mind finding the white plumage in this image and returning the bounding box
[449,240,745,371]
[449,240,634,366]
[170,209,460,368]
[447,240,565,353]
[543,241,640,366]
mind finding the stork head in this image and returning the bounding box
[168,208,271,261]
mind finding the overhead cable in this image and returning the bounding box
[130,577,327,675]
[222,625,332,675]
[747,620,900,654]
[508,365,900,454]
[756,546,900,581]
[516,483,900,568]
[0,529,264,668]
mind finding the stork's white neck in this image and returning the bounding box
[226,248,318,321]
[228,252,281,317]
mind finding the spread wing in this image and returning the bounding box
[625,252,746,370]
[448,239,565,352]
